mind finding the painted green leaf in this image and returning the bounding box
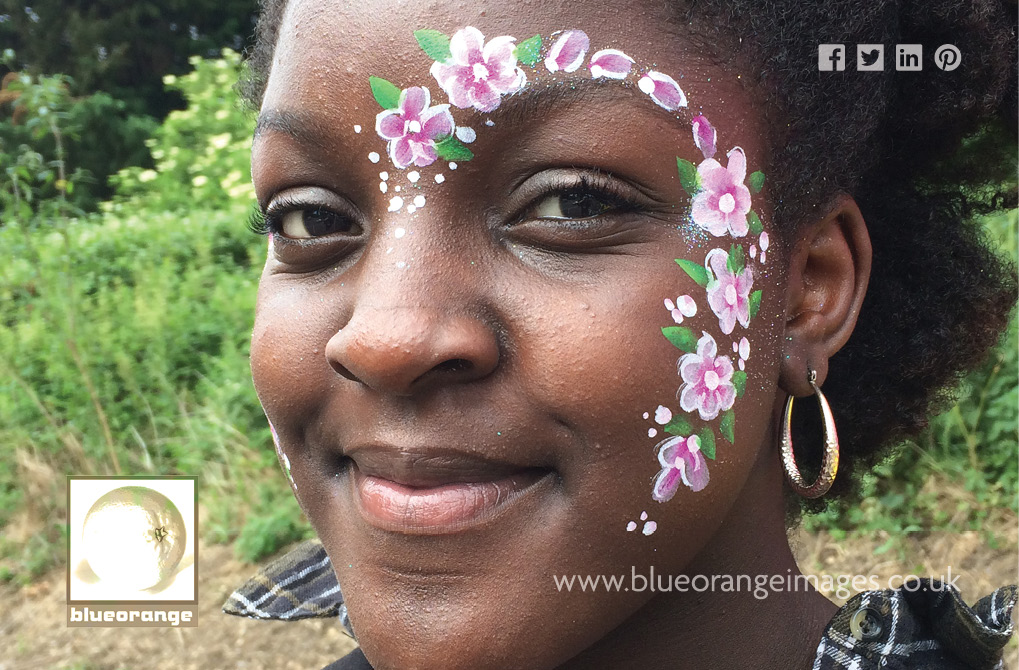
[414,29,452,62]
[662,326,698,353]
[434,135,475,161]
[748,290,763,318]
[727,244,745,274]
[369,76,402,110]
[676,157,699,196]
[675,258,709,287]
[698,426,716,460]
[748,210,764,235]
[663,416,693,436]
[749,170,766,194]
[720,410,735,443]
[514,34,543,66]
[732,370,747,397]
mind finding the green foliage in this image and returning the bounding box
[0,51,299,578]
[111,50,256,211]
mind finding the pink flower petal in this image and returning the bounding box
[389,137,414,169]
[450,26,485,66]
[399,86,429,117]
[468,84,502,113]
[726,147,747,183]
[376,110,407,140]
[637,71,687,111]
[692,115,717,159]
[652,466,683,502]
[589,49,634,79]
[419,104,454,140]
[544,30,590,73]
[684,451,710,491]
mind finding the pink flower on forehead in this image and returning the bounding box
[705,248,754,334]
[430,26,526,113]
[691,147,753,237]
[677,332,736,421]
[375,86,454,168]
[652,434,709,501]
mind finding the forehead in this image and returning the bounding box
[263,0,740,115]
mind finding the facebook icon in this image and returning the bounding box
[818,44,846,71]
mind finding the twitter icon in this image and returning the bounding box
[857,44,884,71]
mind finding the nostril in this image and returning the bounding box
[434,358,472,374]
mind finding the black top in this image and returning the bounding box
[222,541,1017,670]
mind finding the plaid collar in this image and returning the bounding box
[224,541,1016,669]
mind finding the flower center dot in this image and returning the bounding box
[473,62,490,81]
[725,285,738,305]
[704,370,720,390]
[407,119,422,134]
[718,193,736,214]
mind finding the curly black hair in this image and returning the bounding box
[239,0,1018,516]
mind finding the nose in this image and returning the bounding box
[324,303,500,396]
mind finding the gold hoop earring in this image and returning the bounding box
[780,369,839,499]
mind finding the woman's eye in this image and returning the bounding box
[279,208,360,239]
[532,190,616,220]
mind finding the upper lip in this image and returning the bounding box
[343,445,548,488]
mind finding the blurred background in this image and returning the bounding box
[0,2,1015,668]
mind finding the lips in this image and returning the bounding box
[344,446,555,534]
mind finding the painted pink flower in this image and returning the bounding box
[705,248,754,334]
[691,147,752,237]
[692,114,716,159]
[375,86,454,168]
[677,332,736,421]
[589,49,634,79]
[652,434,709,501]
[637,71,687,111]
[430,26,526,113]
[544,30,589,73]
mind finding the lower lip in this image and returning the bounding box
[352,467,552,533]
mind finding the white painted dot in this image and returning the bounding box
[733,341,739,353]
[379,181,388,193]
[739,359,746,371]
[648,427,658,438]
[387,196,403,212]
[449,162,458,170]
[704,370,720,390]
[408,171,420,183]
[406,205,417,214]
[354,124,362,133]
[394,227,406,239]
[654,405,672,425]
[677,295,697,317]
[434,174,445,183]
[761,251,767,263]
[485,118,495,127]
[380,171,389,181]
[368,152,380,163]
[760,231,770,251]
[642,521,657,536]
[455,126,477,143]
[395,185,401,192]
[642,412,649,420]
[739,336,750,360]
[750,245,757,259]
[640,511,648,520]
[638,76,656,95]
[725,285,738,305]
[718,193,736,214]
[413,195,426,208]
[386,247,393,254]
[626,521,637,532]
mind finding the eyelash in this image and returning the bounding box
[246,171,644,239]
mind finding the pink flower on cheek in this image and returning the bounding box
[705,248,754,334]
[677,332,736,421]
[652,434,709,502]
[429,26,526,113]
[691,147,753,237]
[375,86,454,169]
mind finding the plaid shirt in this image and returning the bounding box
[224,540,1017,669]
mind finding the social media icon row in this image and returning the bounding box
[818,44,961,72]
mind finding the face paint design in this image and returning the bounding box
[356,24,769,527]
[267,417,297,491]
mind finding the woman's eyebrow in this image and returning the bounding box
[253,108,334,146]
[473,77,669,127]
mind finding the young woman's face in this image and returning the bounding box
[250,1,787,667]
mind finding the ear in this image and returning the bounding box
[780,195,872,396]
